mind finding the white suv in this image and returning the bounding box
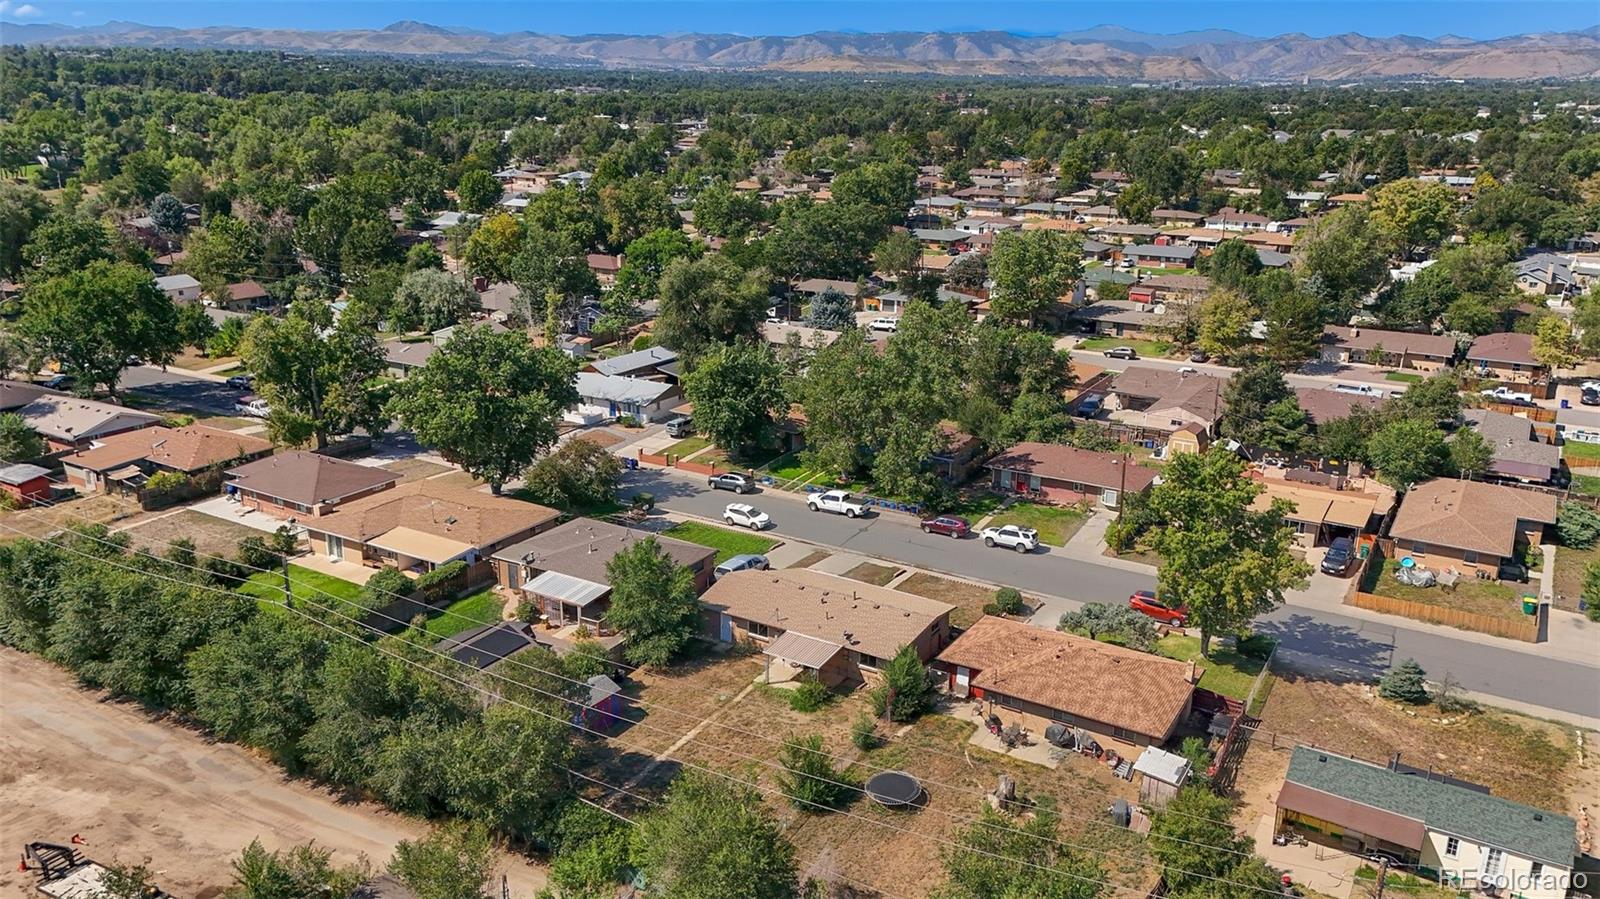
[807,489,867,518]
[868,317,899,334]
[723,503,771,531]
[981,524,1039,553]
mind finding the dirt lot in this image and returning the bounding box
[1553,542,1599,612]
[841,561,901,586]
[379,457,456,483]
[786,550,832,569]
[598,651,1154,898]
[0,650,549,898]
[0,493,141,542]
[1231,671,1599,829]
[119,509,262,559]
[895,573,1038,629]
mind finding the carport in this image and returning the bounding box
[761,631,849,687]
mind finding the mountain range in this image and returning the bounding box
[5,20,1600,81]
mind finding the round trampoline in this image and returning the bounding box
[865,770,923,808]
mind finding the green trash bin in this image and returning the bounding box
[1522,596,1537,615]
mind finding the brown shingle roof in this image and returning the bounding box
[309,479,560,548]
[1466,331,1538,367]
[1321,325,1456,359]
[701,568,954,663]
[60,425,272,474]
[1293,387,1384,425]
[1389,479,1557,557]
[225,450,400,507]
[986,442,1159,493]
[491,517,715,583]
[937,617,1197,741]
[1110,366,1227,420]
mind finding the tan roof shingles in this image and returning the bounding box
[702,568,954,663]
[937,617,1197,741]
[986,442,1159,493]
[226,450,401,508]
[1466,331,1539,367]
[1389,479,1557,557]
[1321,325,1456,359]
[61,425,271,474]
[309,479,560,549]
[491,517,714,584]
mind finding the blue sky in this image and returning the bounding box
[1,0,1595,39]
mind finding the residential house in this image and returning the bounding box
[1105,366,1226,435]
[1251,477,1380,547]
[1273,216,1312,235]
[0,379,57,412]
[930,422,987,484]
[154,273,202,303]
[1077,205,1122,226]
[570,372,682,424]
[0,463,53,507]
[301,480,561,581]
[911,228,970,251]
[1080,239,1116,263]
[953,216,1020,235]
[1089,169,1131,185]
[224,450,400,519]
[1460,410,1561,484]
[1141,274,1212,306]
[935,616,1200,749]
[1466,332,1548,386]
[1071,301,1162,341]
[1016,201,1078,220]
[792,278,861,302]
[762,321,842,352]
[1095,223,1162,244]
[701,568,956,688]
[1387,479,1557,575]
[1514,255,1577,297]
[1326,192,1369,208]
[1294,388,1385,426]
[217,281,271,312]
[1319,326,1456,372]
[1151,209,1204,227]
[584,346,679,382]
[8,394,162,453]
[1276,746,1576,899]
[60,425,272,494]
[491,517,716,632]
[986,442,1159,508]
[1203,208,1270,232]
[586,253,624,289]
[1125,244,1197,269]
[381,338,440,379]
[1241,231,1296,253]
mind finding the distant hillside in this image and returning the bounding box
[4,21,1598,81]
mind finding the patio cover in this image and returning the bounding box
[525,570,610,608]
[369,526,473,565]
[763,630,844,671]
[1132,746,1192,786]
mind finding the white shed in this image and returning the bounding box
[1133,746,1192,808]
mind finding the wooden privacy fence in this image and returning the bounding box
[1349,591,1539,642]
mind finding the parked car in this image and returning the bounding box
[665,415,694,438]
[981,524,1039,553]
[1320,536,1355,576]
[1333,382,1384,396]
[1497,559,1529,583]
[919,515,970,538]
[225,374,254,390]
[1480,386,1534,404]
[40,373,75,390]
[1582,387,1600,407]
[1102,346,1138,360]
[807,489,867,518]
[1188,350,1209,363]
[714,554,770,579]
[1077,393,1103,416]
[868,317,899,334]
[234,396,270,417]
[708,473,754,494]
[1128,590,1188,627]
[723,502,771,531]
[1177,366,1199,375]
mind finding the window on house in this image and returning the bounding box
[1113,726,1133,741]
[857,653,882,669]
[1051,709,1075,724]
[1411,541,1427,554]
[1462,551,1478,564]
[1482,847,1503,878]
[1529,862,1543,880]
[996,693,1019,709]
[1444,836,1459,857]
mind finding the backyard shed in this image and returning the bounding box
[1132,746,1192,808]
[0,463,53,508]
[577,674,626,731]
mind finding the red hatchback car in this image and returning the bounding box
[919,515,971,538]
[1129,590,1188,627]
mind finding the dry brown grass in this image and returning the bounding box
[786,550,833,569]
[572,430,624,449]
[0,493,141,542]
[120,509,264,559]
[1552,542,1599,612]
[841,561,902,587]
[380,457,456,483]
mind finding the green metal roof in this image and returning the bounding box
[1286,746,1577,866]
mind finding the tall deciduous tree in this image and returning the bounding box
[655,255,770,360]
[987,230,1082,325]
[937,798,1105,899]
[797,328,883,478]
[227,840,367,899]
[683,341,785,453]
[21,215,114,281]
[1532,315,1579,371]
[182,215,265,298]
[1292,206,1388,315]
[455,169,501,214]
[1219,361,1291,446]
[1366,418,1447,488]
[1370,178,1458,260]
[1195,289,1256,362]
[632,772,798,899]
[389,269,478,334]
[0,413,45,463]
[19,261,182,395]
[604,538,701,668]
[388,325,577,493]
[0,183,51,276]
[1261,287,1322,365]
[1144,448,1309,654]
[240,300,390,449]
[462,214,524,284]
[1150,787,1280,899]
[388,823,494,899]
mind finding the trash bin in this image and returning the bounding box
[1522,595,1538,615]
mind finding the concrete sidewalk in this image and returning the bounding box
[1056,509,1158,575]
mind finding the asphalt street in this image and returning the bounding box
[121,365,244,416]
[623,469,1600,720]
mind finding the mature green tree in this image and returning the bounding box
[461,214,524,284]
[946,252,988,291]
[937,798,1105,899]
[1390,370,1462,423]
[1150,787,1278,899]
[776,733,853,812]
[1206,239,1262,291]
[389,325,577,493]
[456,169,502,214]
[389,269,479,334]
[176,298,219,351]
[806,288,855,331]
[241,301,389,449]
[1261,287,1323,365]
[182,215,265,298]
[446,703,575,842]
[871,644,934,723]
[655,255,770,360]
[1219,361,1291,446]
[1292,206,1388,315]
[520,437,622,512]
[873,231,922,282]
[692,181,766,238]
[1366,418,1448,488]
[1256,398,1312,454]
[1058,602,1157,650]
[1195,289,1256,362]
[1378,659,1429,704]
[1144,449,1309,654]
[1447,427,1494,478]
[633,772,798,899]
[1557,502,1600,549]
[0,183,52,276]
[226,839,366,899]
[1574,289,1600,358]
[186,614,325,767]
[830,160,917,227]
[0,413,45,463]
[1532,315,1579,371]
[548,803,632,897]
[1370,178,1457,259]
[21,215,114,281]
[19,261,182,395]
[388,823,494,899]
[149,192,188,234]
[761,199,884,282]
[605,538,701,668]
[599,177,679,249]
[797,328,883,478]
[683,341,785,452]
[611,227,702,313]
[987,230,1083,325]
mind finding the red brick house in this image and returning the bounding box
[223,450,400,519]
[986,442,1159,508]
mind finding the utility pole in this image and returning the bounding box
[1117,450,1129,522]
[281,552,293,610]
[1373,856,1390,899]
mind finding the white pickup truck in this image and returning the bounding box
[1480,386,1534,404]
[807,489,868,518]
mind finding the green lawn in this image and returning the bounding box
[1363,557,1527,621]
[1384,371,1424,383]
[662,435,713,459]
[239,564,365,613]
[1570,474,1600,496]
[1154,635,1268,701]
[663,521,779,563]
[940,490,1005,520]
[1076,336,1174,357]
[989,501,1089,546]
[1562,440,1600,462]
[422,586,505,640]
